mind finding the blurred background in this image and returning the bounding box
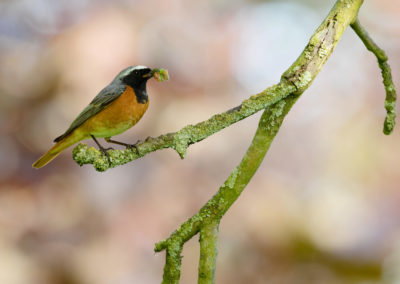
[0,0,399,283]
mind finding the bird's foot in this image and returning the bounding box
[91,135,112,164]
[104,137,143,155]
[126,140,142,155]
[99,146,113,164]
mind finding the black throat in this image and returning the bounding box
[126,80,149,104]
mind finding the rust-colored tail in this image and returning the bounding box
[32,134,83,169]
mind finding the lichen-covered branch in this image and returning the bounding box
[155,96,300,283]
[351,19,397,134]
[153,1,370,282]
[73,0,365,172]
[72,82,295,172]
[198,221,219,284]
[282,0,363,92]
[71,0,379,283]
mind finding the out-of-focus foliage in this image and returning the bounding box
[0,0,399,283]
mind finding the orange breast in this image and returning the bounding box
[78,86,149,138]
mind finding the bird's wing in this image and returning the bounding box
[54,83,126,142]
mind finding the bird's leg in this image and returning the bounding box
[91,135,112,163]
[104,137,131,147]
[105,137,141,155]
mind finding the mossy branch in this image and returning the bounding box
[155,97,299,283]
[72,82,295,172]
[152,2,371,282]
[198,221,219,283]
[351,19,397,134]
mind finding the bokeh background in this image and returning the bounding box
[1,0,399,283]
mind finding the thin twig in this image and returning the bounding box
[351,19,397,134]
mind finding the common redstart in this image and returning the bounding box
[33,65,168,168]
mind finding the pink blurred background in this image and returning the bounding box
[0,0,399,283]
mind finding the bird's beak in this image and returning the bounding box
[142,70,153,79]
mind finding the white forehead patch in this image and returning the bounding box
[118,65,149,78]
[131,65,148,70]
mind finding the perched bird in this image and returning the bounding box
[33,65,167,169]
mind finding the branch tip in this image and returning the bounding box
[154,240,168,252]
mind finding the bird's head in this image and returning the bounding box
[117,65,153,88]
